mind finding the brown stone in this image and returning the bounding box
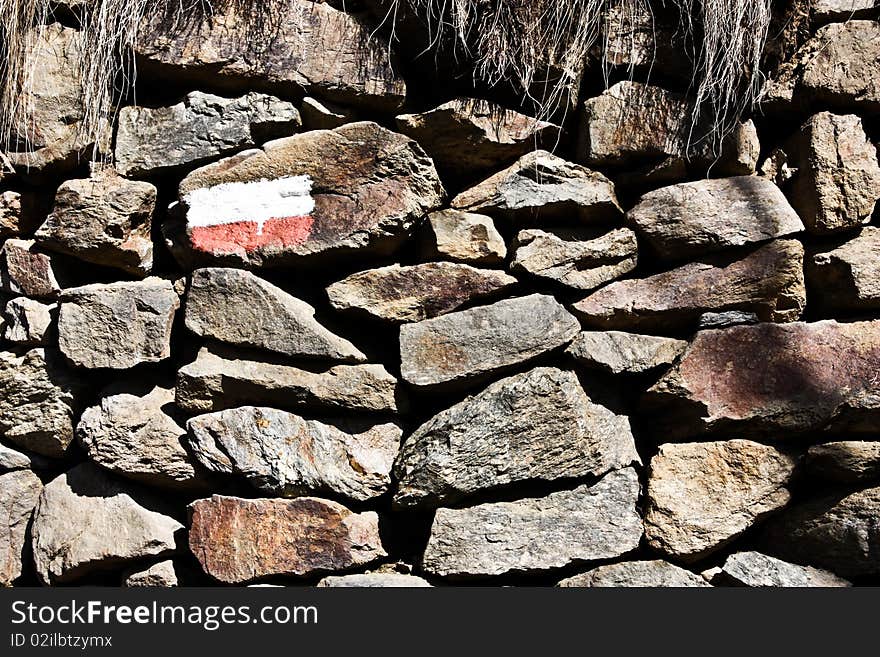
[0,469,43,586]
[808,227,880,311]
[0,239,60,299]
[0,191,21,238]
[419,209,507,266]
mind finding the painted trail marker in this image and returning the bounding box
[184,176,316,255]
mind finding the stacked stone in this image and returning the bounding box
[0,0,879,588]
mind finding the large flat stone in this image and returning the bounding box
[718,551,851,587]
[566,331,688,375]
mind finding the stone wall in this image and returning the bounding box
[1,0,879,588]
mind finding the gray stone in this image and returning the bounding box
[176,347,399,415]
[31,463,183,584]
[399,293,581,389]
[327,262,517,322]
[420,209,507,266]
[77,385,203,490]
[35,168,156,275]
[115,91,301,177]
[812,0,878,22]
[511,227,637,292]
[317,573,432,587]
[185,268,364,363]
[572,240,805,332]
[645,440,796,562]
[557,560,709,587]
[187,407,400,502]
[719,551,851,587]
[451,150,622,223]
[697,311,760,330]
[806,441,880,484]
[421,468,643,578]
[0,469,43,586]
[809,227,880,312]
[0,348,81,457]
[123,560,179,587]
[566,331,687,375]
[58,278,180,369]
[0,444,33,471]
[0,239,60,299]
[2,297,54,346]
[394,368,640,509]
[626,177,804,261]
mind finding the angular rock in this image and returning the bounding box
[719,551,850,587]
[0,469,43,586]
[0,239,61,299]
[394,368,639,509]
[645,320,880,437]
[77,385,202,490]
[300,97,354,131]
[644,440,796,562]
[317,573,432,587]
[627,177,804,260]
[185,268,364,362]
[31,463,183,584]
[187,407,399,502]
[35,168,156,275]
[557,560,709,588]
[175,122,444,268]
[420,209,506,266]
[421,468,642,578]
[809,227,880,311]
[0,191,22,238]
[805,441,880,484]
[137,0,405,112]
[451,150,622,223]
[0,444,33,471]
[399,293,581,389]
[115,91,301,177]
[176,347,399,415]
[327,263,517,323]
[566,331,687,375]
[58,278,180,369]
[123,560,179,588]
[0,349,80,457]
[812,0,878,22]
[698,311,760,330]
[511,227,638,291]
[780,112,880,234]
[396,99,560,180]
[573,240,805,332]
[188,495,386,583]
[2,297,54,346]
[762,486,880,577]
[600,3,688,79]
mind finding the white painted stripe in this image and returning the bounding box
[185,176,316,234]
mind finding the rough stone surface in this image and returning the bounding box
[719,551,851,587]
[566,331,687,375]
[35,169,156,275]
[394,368,639,509]
[0,444,33,471]
[136,0,406,112]
[805,442,880,484]
[77,385,202,490]
[809,227,880,311]
[762,486,880,577]
[31,464,183,584]
[300,97,354,131]
[176,347,399,414]
[626,177,804,260]
[185,268,364,362]
[115,91,301,177]
[58,278,180,369]
[645,320,880,437]
[511,227,638,291]
[421,468,642,578]
[557,560,709,587]
[3,297,54,346]
[698,311,760,330]
[187,407,399,502]
[175,122,444,268]
[780,112,880,234]
[123,560,179,587]
[327,263,517,323]
[451,150,622,223]
[0,239,61,299]
[0,469,43,586]
[0,192,21,238]
[420,209,506,266]
[317,573,432,587]
[812,0,878,21]
[645,440,796,562]
[396,99,560,180]
[399,294,581,388]
[572,240,805,332]
[0,349,80,457]
[188,495,386,583]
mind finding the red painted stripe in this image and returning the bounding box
[190,215,315,256]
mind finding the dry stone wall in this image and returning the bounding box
[1,1,879,587]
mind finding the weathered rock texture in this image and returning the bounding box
[566,331,687,375]
[0,469,43,586]
[419,210,506,266]
[557,560,708,588]
[0,239,60,299]
[805,442,880,484]
[808,227,880,311]
[718,551,851,587]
